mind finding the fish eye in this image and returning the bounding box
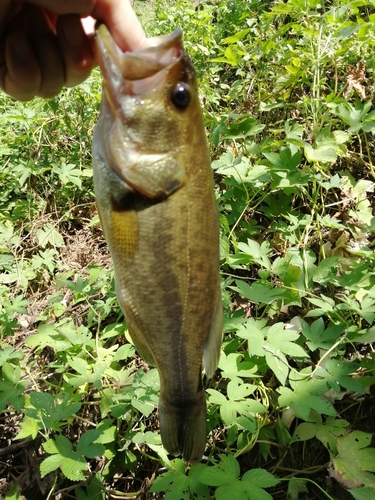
[171,83,191,109]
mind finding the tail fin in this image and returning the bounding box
[158,391,207,464]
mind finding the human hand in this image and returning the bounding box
[0,0,147,101]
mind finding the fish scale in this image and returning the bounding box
[92,25,223,464]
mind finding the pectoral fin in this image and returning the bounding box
[110,208,139,260]
[203,289,223,379]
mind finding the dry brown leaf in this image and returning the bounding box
[344,61,368,100]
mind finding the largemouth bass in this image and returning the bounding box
[92,25,223,464]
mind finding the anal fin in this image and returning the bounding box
[127,323,156,367]
[203,288,223,379]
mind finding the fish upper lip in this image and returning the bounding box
[96,25,184,96]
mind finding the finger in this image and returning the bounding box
[26,6,65,98]
[33,36,65,98]
[14,0,148,52]
[12,0,95,16]
[92,0,148,51]
[0,1,18,34]
[0,31,41,101]
[56,14,94,88]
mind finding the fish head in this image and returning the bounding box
[95,24,202,188]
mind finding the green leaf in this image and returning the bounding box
[237,320,267,357]
[292,422,317,442]
[221,29,251,44]
[304,143,337,163]
[316,359,364,394]
[239,321,307,385]
[237,239,272,270]
[265,350,289,386]
[216,484,246,500]
[75,474,106,500]
[15,416,40,440]
[306,294,336,317]
[219,454,240,479]
[236,415,256,433]
[266,323,307,358]
[0,221,16,246]
[287,478,308,500]
[227,379,256,400]
[40,434,88,481]
[333,431,375,488]
[53,162,82,188]
[232,280,290,304]
[27,391,81,432]
[196,456,277,500]
[242,468,280,488]
[218,352,258,380]
[2,362,21,385]
[30,391,54,412]
[278,378,336,420]
[350,487,375,500]
[40,454,67,477]
[207,388,227,405]
[301,318,344,351]
[77,429,105,459]
[26,323,70,351]
[0,377,26,412]
[329,100,373,133]
[35,224,65,248]
[312,257,341,285]
[274,73,298,93]
[129,369,159,417]
[293,415,349,453]
[352,327,375,344]
[150,459,210,499]
[5,484,22,500]
[94,419,117,444]
[336,24,360,39]
[209,375,266,425]
[112,343,135,362]
[272,257,301,289]
[198,455,239,486]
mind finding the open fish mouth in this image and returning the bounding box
[95,25,183,100]
[93,24,196,199]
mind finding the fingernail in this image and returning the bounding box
[61,16,85,46]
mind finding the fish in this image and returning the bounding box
[92,24,223,464]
